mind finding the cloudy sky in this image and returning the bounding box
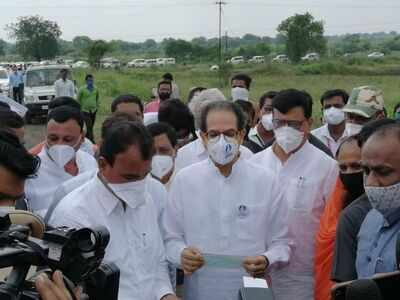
[0,0,398,42]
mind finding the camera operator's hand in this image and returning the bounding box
[242,255,269,278]
[35,270,81,300]
[181,247,204,275]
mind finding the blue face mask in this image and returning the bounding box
[86,80,94,89]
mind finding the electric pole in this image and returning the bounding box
[216,1,227,66]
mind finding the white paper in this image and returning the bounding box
[0,95,28,117]
[203,253,244,269]
[243,276,269,288]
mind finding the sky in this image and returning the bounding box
[0,0,399,42]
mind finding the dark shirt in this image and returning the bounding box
[331,194,372,282]
[243,139,264,154]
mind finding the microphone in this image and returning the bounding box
[345,279,382,300]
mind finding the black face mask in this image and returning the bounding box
[339,171,365,205]
[159,93,171,101]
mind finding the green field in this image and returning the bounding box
[71,62,400,139]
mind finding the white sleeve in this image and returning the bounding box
[161,174,187,267]
[263,176,292,269]
[54,81,60,97]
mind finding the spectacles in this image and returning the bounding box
[272,119,306,130]
[206,129,239,140]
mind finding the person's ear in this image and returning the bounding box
[200,131,208,149]
[237,129,246,145]
[305,118,313,133]
[98,157,108,172]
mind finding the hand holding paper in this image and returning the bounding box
[242,256,269,277]
[181,247,204,275]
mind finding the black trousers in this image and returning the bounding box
[82,111,97,143]
[12,86,23,103]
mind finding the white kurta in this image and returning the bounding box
[250,141,338,300]
[50,176,173,300]
[54,78,75,98]
[175,138,253,172]
[311,124,349,156]
[163,157,291,300]
[25,147,97,217]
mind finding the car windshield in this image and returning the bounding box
[0,70,7,79]
[26,68,71,87]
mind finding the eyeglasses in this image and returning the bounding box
[206,129,239,140]
[272,119,306,130]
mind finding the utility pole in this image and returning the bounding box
[225,30,228,52]
[216,1,227,66]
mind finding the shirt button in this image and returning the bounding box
[366,256,372,262]
[373,242,378,248]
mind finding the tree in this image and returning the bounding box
[87,40,110,68]
[277,13,326,63]
[164,39,193,60]
[0,39,6,56]
[6,15,61,61]
[73,36,92,52]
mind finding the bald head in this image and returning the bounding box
[362,124,400,187]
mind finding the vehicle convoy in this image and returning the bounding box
[23,64,75,122]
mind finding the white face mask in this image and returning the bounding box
[207,134,239,166]
[231,87,249,101]
[274,126,305,154]
[323,107,345,125]
[347,123,363,136]
[365,181,400,216]
[47,144,76,168]
[261,113,273,131]
[151,155,174,180]
[108,178,148,208]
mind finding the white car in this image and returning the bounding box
[164,58,176,65]
[72,61,89,69]
[230,56,245,64]
[301,53,320,62]
[248,56,265,64]
[127,59,147,68]
[0,68,9,96]
[210,65,220,71]
[367,52,385,59]
[145,59,158,67]
[272,54,290,63]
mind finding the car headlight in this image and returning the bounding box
[24,95,35,102]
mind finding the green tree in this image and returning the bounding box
[6,15,61,61]
[73,36,92,52]
[164,39,193,60]
[277,13,326,63]
[87,40,110,68]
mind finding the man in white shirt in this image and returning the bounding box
[54,69,75,98]
[163,101,291,300]
[312,89,350,155]
[250,89,338,300]
[50,121,178,300]
[25,106,97,217]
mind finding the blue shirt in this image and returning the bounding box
[356,208,400,278]
[9,72,23,87]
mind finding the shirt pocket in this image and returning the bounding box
[286,177,319,213]
[235,204,268,241]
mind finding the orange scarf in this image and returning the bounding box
[315,178,345,300]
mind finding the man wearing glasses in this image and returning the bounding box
[163,100,291,300]
[250,89,338,300]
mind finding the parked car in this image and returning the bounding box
[248,56,265,64]
[23,64,75,122]
[230,56,245,64]
[210,65,220,71]
[145,59,158,67]
[72,61,89,69]
[367,52,385,59]
[0,68,9,96]
[164,58,176,65]
[100,57,121,69]
[301,53,320,62]
[272,54,290,63]
[127,59,147,68]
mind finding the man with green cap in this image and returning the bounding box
[343,86,385,136]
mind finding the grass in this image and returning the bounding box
[71,62,400,140]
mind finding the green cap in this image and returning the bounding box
[343,86,384,118]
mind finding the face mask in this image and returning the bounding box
[261,114,273,131]
[231,87,249,101]
[365,181,400,215]
[324,107,345,125]
[207,135,239,166]
[274,126,305,154]
[347,123,363,136]
[108,178,147,208]
[47,144,77,168]
[159,92,171,101]
[151,155,174,180]
[86,80,94,88]
[339,171,365,201]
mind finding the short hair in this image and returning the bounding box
[49,97,81,111]
[187,87,207,103]
[357,118,396,148]
[235,100,255,124]
[47,106,84,131]
[158,99,195,135]
[158,80,172,90]
[0,102,11,110]
[200,100,245,132]
[320,89,349,106]
[147,122,178,148]
[162,73,173,81]
[259,91,278,109]
[272,89,313,119]
[231,74,252,90]
[111,94,144,114]
[367,123,400,147]
[0,110,24,129]
[336,135,360,158]
[99,121,154,165]
[0,130,40,179]
[101,112,138,139]
[85,74,93,81]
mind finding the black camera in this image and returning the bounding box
[0,211,120,300]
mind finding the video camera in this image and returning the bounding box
[0,211,120,300]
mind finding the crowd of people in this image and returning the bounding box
[0,70,400,300]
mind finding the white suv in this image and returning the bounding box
[248,56,265,64]
[272,54,290,63]
[230,56,245,64]
[301,53,320,62]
